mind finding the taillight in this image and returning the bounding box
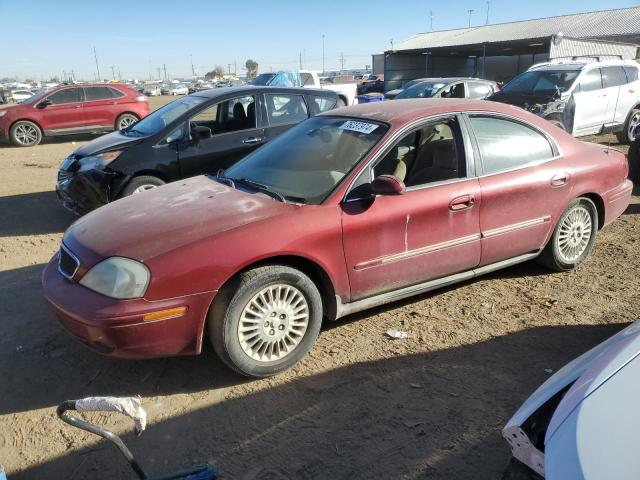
[135,95,147,102]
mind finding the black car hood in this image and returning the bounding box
[488,91,557,108]
[73,130,146,157]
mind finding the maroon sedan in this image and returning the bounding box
[42,99,632,377]
[0,83,149,146]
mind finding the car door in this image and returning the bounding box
[571,68,607,135]
[341,115,481,300]
[82,86,119,128]
[262,93,310,142]
[41,87,84,132]
[178,94,264,178]
[466,114,572,266]
[603,66,635,127]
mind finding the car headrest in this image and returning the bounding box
[233,102,246,121]
[433,144,457,170]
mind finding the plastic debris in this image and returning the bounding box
[386,329,408,339]
[76,396,147,434]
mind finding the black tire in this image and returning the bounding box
[628,139,640,184]
[616,108,640,145]
[208,265,323,378]
[9,120,42,147]
[118,175,165,198]
[115,113,139,131]
[336,97,347,107]
[537,197,598,272]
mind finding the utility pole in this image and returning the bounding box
[430,10,434,31]
[191,54,196,78]
[299,51,303,70]
[390,39,394,51]
[163,64,167,81]
[339,52,345,72]
[227,64,231,75]
[234,60,237,76]
[111,65,116,80]
[93,46,101,82]
[118,70,121,81]
[467,9,474,28]
[322,34,325,75]
[486,1,490,25]
[71,69,75,82]
[157,67,161,80]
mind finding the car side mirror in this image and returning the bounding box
[370,175,406,195]
[36,99,51,109]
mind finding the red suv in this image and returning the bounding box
[0,83,149,147]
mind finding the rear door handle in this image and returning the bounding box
[242,137,264,145]
[449,194,475,211]
[551,172,570,187]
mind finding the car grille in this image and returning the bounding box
[57,171,74,183]
[58,244,80,279]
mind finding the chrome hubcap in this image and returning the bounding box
[557,206,592,262]
[119,116,137,129]
[629,112,640,141]
[132,184,157,194]
[238,284,309,362]
[15,124,39,145]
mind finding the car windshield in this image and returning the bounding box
[123,95,208,136]
[501,69,580,95]
[250,73,276,85]
[224,116,389,204]
[396,82,445,99]
[21,90,48,104]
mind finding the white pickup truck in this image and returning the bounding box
[251,70,358,106]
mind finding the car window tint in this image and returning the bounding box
[579,69,603,92]
[225,96,256,131]
[310,95,337,115]
[468,82,492,98]
[265,94,308,126]
[48,88,81,104]
[108,87,125,98]
[602,67,628,88]
[84,87,113,101]
[469,116,554,174]
[374,119,465,187]
[624,66,639,83]
[440,83,465,98]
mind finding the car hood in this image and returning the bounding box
[63,175,298,264]
[488,90,557,108]
[0,103,19,112]
[504,321,640,443]
[73,130,145,157]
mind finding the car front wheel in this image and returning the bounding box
[116,113,139,131]
[208,265,323,378]
[616,108,640,144]
[537,197,598,271]
[10,120,42,147]
[118,175,165,198]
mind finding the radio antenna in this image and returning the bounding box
[605,69,623,155]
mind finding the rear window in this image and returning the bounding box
[310,95,337,115]
[624,66,639,83]
[602,66,628,88]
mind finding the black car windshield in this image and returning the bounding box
[501,70,580,95]
[124,95,208,136]
[224,116,389,204]
[396,82,445,99]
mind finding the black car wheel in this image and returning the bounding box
[116,113,139,131]
[616,109,640,145]
[119,175,165,198]
[10,120,42,147]
[537,197,598,271]
[629,138,640,183]
[208,265,323,378]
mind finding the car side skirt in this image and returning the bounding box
[334,250,541,319]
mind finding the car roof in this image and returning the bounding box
[190,85,334,98]
[322,98,526,126]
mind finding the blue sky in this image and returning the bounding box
[2,0,637,81]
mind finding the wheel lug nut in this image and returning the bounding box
[270,312,276,317]
[269,329,275,336]
[279,314,286,319]
[264,321,269,327]
[278,324,285,331]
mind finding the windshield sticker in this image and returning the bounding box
[340,120,379,134]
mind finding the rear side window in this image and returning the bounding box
[108,87,126,98]
[48,88,81,104]
[467,82,492,98]
[265,94,308,126]
[624,66,639,83]
[300,73,314,87]
[84,87,113,101]
[310,95,337,115]
[469,116,554,175]
[602,67,628,88]
[578,69,603,92]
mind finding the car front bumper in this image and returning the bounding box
[42,255,216,359]
[56,166,118,215]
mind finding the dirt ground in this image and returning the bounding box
[1,97,639,479]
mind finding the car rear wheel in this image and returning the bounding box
[119,175,165,198]
[537,197,598,271]
[116,113,139,131]
[10,120,42,147]
[616,108,640,144]
[629,139,640,183]
[208,265,323,378]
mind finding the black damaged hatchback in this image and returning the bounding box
[56,86,339,215]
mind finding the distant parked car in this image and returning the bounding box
[0,83,149,147]
[143,85,162,96]
[394,78,498,100]
[489,58,640,143]
[55,86,339,214]
[11,89,35,103]
[503,320,640,479]
[357,74,384,95]
[170,84,189,95]
[44,99,631,378]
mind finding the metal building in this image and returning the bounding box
[382,7,640,91]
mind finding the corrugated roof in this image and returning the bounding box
[393,7,640,51]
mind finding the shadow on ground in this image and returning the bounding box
[12,322,626,480]
[0,190,75,236]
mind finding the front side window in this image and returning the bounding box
[469,116,554,175]
[124,95,208,137]
[48,88,81,104]
[373,119,465,187]
[578,69,603,92]
[189,95,256,135]
[225,116,388,204]
[468,82,492,98]
[265,94,308,126]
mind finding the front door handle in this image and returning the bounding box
[449,194,475,211]
[551,172,570,187]
[242,137,264,145]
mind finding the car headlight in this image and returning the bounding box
[79,257,150,299]
[80,151,122,170]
